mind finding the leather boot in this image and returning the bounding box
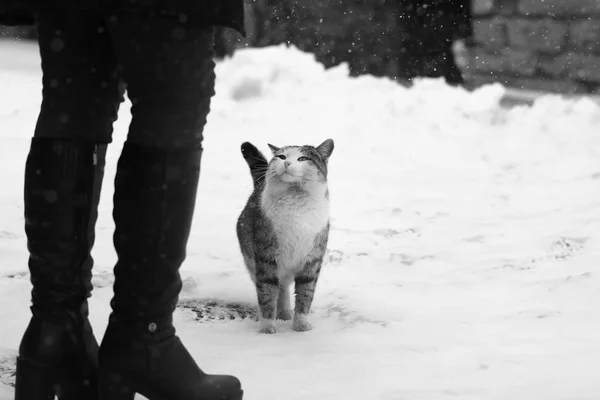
[98,141,243,400]
[15,138,107,400]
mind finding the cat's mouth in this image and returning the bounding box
[279,170,300,182]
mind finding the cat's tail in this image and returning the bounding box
[241,142,269,188]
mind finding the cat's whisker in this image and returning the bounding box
[255,172,270,182]
[249,160,268,166]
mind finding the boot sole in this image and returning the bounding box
[99,370,244,400]
[15,357,96,400]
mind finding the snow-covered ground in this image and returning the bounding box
[1,38,600,400]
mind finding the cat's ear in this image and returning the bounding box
[241,142,267,164]
[268,144,280,154]
[316,139,334,160]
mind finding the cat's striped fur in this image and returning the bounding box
[236,139,334,334]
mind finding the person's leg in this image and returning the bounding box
[15,8,122,400]
[97,13,243,400]
[396,0,465,85]
[412,39,464,85]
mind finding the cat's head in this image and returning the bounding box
[265,139,334,186]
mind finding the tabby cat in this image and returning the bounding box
[236,139,334,334]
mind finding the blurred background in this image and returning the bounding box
[2,0,599,95]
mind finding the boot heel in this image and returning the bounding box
[98,371,136,400]
[14,358,56,400]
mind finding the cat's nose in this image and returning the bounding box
[284,161,291,167]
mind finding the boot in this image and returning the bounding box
[98,141,243,400]
[15,138,107,400]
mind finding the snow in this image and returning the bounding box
[1,38,600,399]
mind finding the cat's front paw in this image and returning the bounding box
[277,309,294,321]
[259,318,277,334]
[292,314,313,332]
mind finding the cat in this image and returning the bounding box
[236,139,334,334]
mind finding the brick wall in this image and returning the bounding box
[465,0,600,94]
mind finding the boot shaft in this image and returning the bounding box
[101,142,244,400]
[24,138,107,318]
[18,138,106,393]
[110,141,202,328]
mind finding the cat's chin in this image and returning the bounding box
[278,171,301,183]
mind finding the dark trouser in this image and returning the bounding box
[34,8,216,149]
[397,39,464,85]
[396,0,470,85]
[15,8,245,400]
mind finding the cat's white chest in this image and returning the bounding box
[261,190,329,274]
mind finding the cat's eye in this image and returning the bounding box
[298,156,310,162]
[277,155,286,160]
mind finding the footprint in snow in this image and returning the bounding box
[91,271,114,288]
[4,271,119,286]
[3,271,28,280]
[181,276,199,294]
[463,234,485,243]
[389,253,416,266]
[324,249,344,266]
[374,228,400,238]
[0,352,17,388]
[0,231,19,240]
[500,237,589,272]
[178,299,258,322]
[492,163,522,183]
[517,309,562,319]
[501,262,532,271]
[177,299,386,329]
[565,272,592,282]
[389,253,433,266]
[323,304,387,328]
[378,227,422,238]
[536,311,561,319]
[548,237,588,261]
